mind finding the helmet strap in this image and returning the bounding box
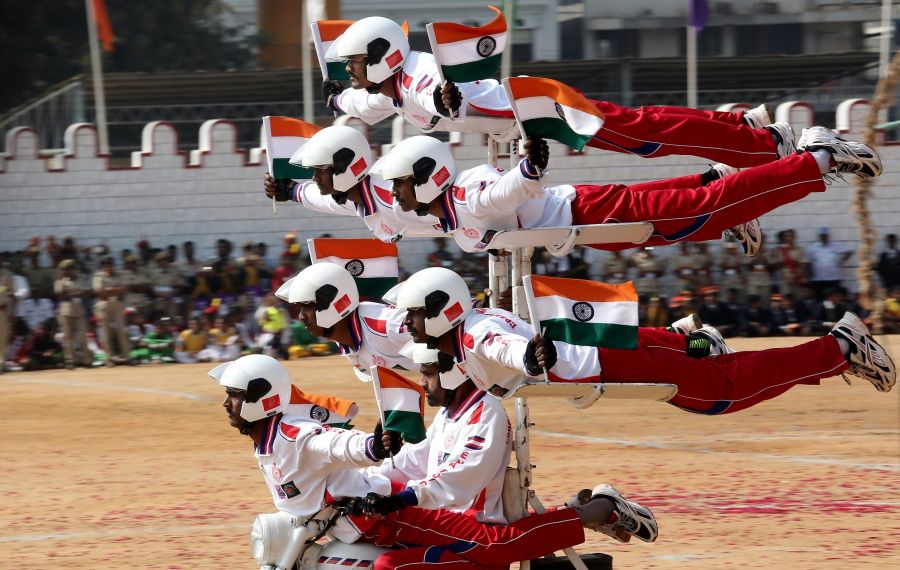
[414,202,431,216]
[365,81,385,94]
[332,191,350,205]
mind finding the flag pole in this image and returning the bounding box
[686,24,698,108]
[301,4,314,123]
[85,0,110,155]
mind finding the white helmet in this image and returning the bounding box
[209,355,292,422]
[294,126,372,193]
[374,136,456,206]
[413,344,468,390]
[397,267,472,338]
[335,17,409,84]
[288,262,359,328]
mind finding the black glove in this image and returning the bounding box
[322,80,344,110]
[524,137,549,171]
[361,492,407,516]
[271,178,294,202]
[434,82,462,118]
[524,336,557,376]
[372,422,403,459]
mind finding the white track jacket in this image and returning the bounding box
[336,302,415,379]
[370,389,512,523]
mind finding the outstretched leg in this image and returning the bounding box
[597,328,848,414]
[573,152,825,249]
[587,100,782,167]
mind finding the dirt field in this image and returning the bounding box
[3,336,898,569]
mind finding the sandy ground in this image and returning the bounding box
[2,336,898,569]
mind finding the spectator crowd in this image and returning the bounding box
[1,229,899,373]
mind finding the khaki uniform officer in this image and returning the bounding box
[630,247,665,298]
[601,251,630,284]
[149,252,184,317]
[55,259,91,368]
[93,258,129,364]
[121,255,151,311]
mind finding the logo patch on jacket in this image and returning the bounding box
[280,481,301,498]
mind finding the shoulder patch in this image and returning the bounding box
[373,184,394,205]
[363,317,388,335]
[453,185,466,202]
[463,332,475,350]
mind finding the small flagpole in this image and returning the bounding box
[522,276,549,382]
[85,0,110,155]
[500,78,541,177]
[686,24,698,108]
[301,4,314,123]
[370,366,395,468]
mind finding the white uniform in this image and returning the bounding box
[290,174,438,242]
[334,51,517,138]
[436,162,577,252]
[337,302,416,378]
[449,308,601,397]
[254,412,391,543]
[370,389,512,523]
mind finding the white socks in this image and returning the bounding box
[812,149,833,174]
[835,337,851,356]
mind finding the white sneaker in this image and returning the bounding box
[671,313,702,335]
[830,312,896,392]
[765,121,796,158]
[584,484,658,543]
[797,126,882,180]
[726,217,763,257]
[694,324,735,355]
[743,104,772,129]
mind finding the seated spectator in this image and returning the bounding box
[877,234,900,291]
[256,295,289,359]
[198,316,242,362]
[641,295,670,328]
[884,286,900,333]
[17,321,63,370]
[696,286,737,336]
[174,318,209,363]
[770,293,804,336]
[738,295,774,337]
[819,287,850,330]
[427,237,456,268]
[130,317,176,363]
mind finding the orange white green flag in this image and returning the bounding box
[311,20,355,80]
[308,238,398,302]
[371,366,427,444]
[426,6,507,83]
[287,385,358,429]
[263,116,322,180]
[523,275,638,349]
[502,77,605,151]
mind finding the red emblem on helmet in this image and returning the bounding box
[350,157,367,177]
[385,50,403,68]
[334,294,352,313]
[432,166,450,187]
[444,302,463,321]
[262,394,281,411]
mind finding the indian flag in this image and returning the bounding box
[523,275,638,349]
[311,20,355,80]
[371,366,426,444]
[263,116,322,180]
[502,77,605,151]
[426,6,507,83]
[288,385,358,429]
[308,238,398,302]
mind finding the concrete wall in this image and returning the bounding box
[0,98,897,286]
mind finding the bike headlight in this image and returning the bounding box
[250,511,295,566]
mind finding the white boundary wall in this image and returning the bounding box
[0,99,897,280]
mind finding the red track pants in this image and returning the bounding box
[600,328,849,415]
[587,101,778,167]
[571,152,825,251]
[364,505,584,570]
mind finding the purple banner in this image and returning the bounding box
[689,0,709,30]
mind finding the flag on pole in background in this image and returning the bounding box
[288,385,358,429]
[263,116,322,180]
[371,366,426,444]
[308,238,399,301]
[689,0,709,30]
[92,0,115,51]
[426,6,507,82]
[523,275,639,349]
[502,77,605,151]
